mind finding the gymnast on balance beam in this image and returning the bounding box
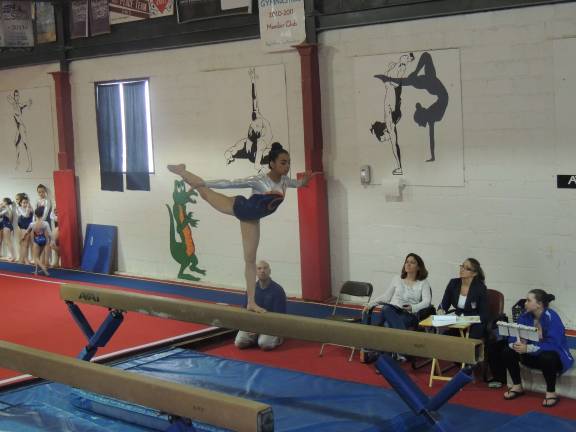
[168,143,320,313]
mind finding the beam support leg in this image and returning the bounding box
[66,301,124,361]
[375,354,473,432]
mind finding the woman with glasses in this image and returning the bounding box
[438,258,488,339]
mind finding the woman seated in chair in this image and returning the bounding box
[363,253,432,357]
[500,289,573,408]
[438,258,488,339]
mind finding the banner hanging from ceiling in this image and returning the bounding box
[0,1,34,48]
[258,0,306,52]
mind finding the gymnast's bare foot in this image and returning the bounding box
[167,164,186,175]
[247,301,267,314]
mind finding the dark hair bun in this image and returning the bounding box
[546,294,556,303]
[267,142,289,167]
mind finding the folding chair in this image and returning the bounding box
[319,281,373,361]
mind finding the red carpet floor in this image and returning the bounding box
[0,271,205,380]
[203,338,576,421]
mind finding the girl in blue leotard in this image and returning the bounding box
[35,184,52,268]
[23,207,51,276]
[168,143,319,313]
[0,198,16,261]
[16,193,33,264]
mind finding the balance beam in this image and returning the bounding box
[0,340,272,432]
[61,284,483,364]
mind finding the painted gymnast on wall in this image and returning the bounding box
[370,53,414,176]
[7,90,33,172]
[224,68,274,173]
[375,52,449,165]
[168,143,319,313]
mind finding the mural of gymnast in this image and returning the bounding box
[370,53,414,176]
[375,52,448,163]
[7,90,33,172]
[224,68,274,173]
[168,143,319,313]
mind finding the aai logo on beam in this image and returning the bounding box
[79,292,100,303]
[557,175,576,189]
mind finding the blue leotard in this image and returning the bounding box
[28,221,51,247]
[0,207,13,231]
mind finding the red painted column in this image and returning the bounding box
[50,71,81,268]
[51,71,75,170]
[296,44,331,301]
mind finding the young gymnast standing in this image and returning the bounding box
[22,208,51,276]
[35,184,52,267]
[16,193,33,264]
[35,184,52,226]
[0,198,16,261]
[50,207,59,267]
[168,143,318,313]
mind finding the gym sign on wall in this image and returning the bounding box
[557,175,576,189]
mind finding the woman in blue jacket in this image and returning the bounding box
[502,289,574,407]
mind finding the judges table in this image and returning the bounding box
[419,316,472,387]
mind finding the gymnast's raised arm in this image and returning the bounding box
[287,171,322,188]
[203,176,260,190]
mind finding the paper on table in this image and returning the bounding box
[431,315,480,326]
[432,315,457,326]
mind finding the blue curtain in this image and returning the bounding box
[96,84,123,191]
[123,81,150,191]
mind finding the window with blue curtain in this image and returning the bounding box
[95,79,154,191]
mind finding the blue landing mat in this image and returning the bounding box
[0,348,550,432]
[493,412,576,431]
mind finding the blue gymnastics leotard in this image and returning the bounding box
[28,221,51,247]
[0,207,13,231]
[36,198,52,228]
[204,173,302,221]
[17,205,33,230]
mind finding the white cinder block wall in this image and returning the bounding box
[320,4,576,328]
[70,40,305,297]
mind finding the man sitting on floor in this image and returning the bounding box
[235,260,287,351]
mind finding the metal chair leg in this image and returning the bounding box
[348,347,355,362]
[319,343,325,357]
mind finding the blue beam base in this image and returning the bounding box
[66,301,125,361]
[375,354,474,432]
[166,418,197,431]
[66,302,95,340]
